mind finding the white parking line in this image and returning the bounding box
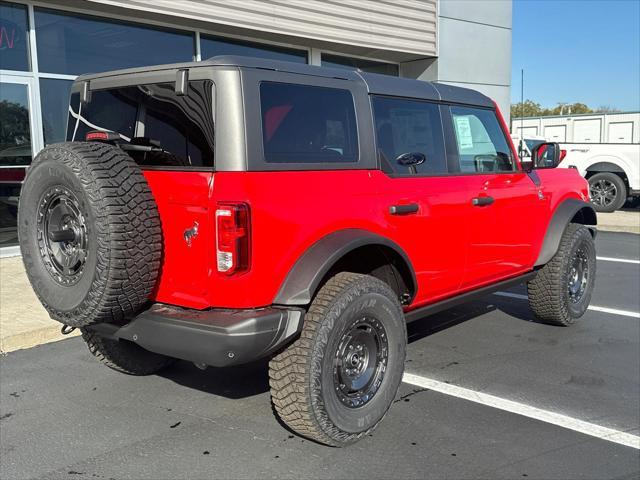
[493,292,640,319]
[597,256,640,265]
[402,372,640,450]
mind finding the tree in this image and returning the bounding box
[594,105,622,113]
[0,100,30,148]
[511,100,621,118]
[510,100,544,119]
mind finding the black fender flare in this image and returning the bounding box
[535,198,597,267]
[273,229,417,306]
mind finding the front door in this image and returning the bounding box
[0,76,41,248]
[448,105,545,288]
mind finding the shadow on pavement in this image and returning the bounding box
[159,357,271,399]
[158,293,537,399]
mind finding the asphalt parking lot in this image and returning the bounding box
[1,231,639,480]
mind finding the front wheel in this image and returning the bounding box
[589,172,627,212]
[269,272,407,446]
[528,223,596,326]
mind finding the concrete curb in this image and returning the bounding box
[597,225,640,234]
[0,325,80,354]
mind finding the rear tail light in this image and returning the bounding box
[215,202,250,275]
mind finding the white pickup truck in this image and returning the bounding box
[512,134,639,212]
[559,143,640,212]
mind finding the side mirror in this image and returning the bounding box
[396,152,425,166]
[530,142,561,170]
[396,152,425,174]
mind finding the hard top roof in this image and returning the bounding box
[75,55,493,107]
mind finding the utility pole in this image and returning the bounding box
[520,69,524,158]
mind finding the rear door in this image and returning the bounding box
[447,105,546,288]
[67,79,215,309]
[372,96,470,304]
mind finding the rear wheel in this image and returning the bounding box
[528,223,596,326]
[269,272,406,446]
[81,329,174,376]
[589,172,627,212]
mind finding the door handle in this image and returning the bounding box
[389,203,419,215]
[471,196,495,206]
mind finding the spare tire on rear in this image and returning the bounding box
[18,142,162,327]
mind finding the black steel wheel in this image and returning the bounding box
[270,272,406,447]
[567,246,590,304]
[333,316,388,409]
[37,186,88,286]
[589,172,627,213]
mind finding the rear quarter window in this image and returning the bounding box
[260,82,358,164]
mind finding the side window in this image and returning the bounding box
[67,80,214,167]
[450,106,515,173]
[372,96,446,175]
[260,82,358,163]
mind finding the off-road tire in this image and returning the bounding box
[269,272,407,447]
[589,172,627,213]
[81,329,174,375]
[528,223,596,326]
[18,142,161,327]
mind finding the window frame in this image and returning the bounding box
[370,94,451,177]
[242,68,376,172]
[441,103,522,176]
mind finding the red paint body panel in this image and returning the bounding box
[143,170,214,309]
[142,161,590,312]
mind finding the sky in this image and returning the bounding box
[511,0,640,111]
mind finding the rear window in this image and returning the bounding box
[67,81,215,168]
[259,82,358,164]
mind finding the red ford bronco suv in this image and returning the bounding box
[18,56,597,447]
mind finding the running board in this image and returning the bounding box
[404,271,537,323]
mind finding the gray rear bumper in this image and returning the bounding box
[86,304,304,367]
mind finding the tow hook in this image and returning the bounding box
[61,325,76,335]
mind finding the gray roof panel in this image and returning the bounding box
[74,55,493,108]
[432,82,493,107]
[357,71,440,101]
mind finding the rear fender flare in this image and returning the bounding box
[273,229,416,306]
[535,199,597,267]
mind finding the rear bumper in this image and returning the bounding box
[86,304,304,367]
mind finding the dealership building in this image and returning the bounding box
[0,0,512,253]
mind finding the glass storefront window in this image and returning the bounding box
[0,1,30,71]
[322,54,399,76]
[40,78,73,145]
[201,35,307,63]
[0,82,31,247]
[34,8,194,75]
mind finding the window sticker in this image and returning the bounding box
[454,115,474,150]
